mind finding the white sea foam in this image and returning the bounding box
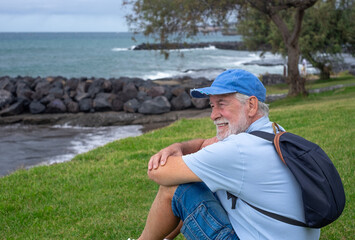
[169,45,217,52]
[111,47,130,51]
[144,71,179,80]
[34,125,143,167]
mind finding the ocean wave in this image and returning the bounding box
[0,124,143,176]
[144,71,179,80]
[170,45,217,52]
[111,47,130,51]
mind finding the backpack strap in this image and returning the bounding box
[250,130,287,165]
[226,192,308,228]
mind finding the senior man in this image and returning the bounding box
[137,69,320,240]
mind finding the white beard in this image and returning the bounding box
[214,110,249,141]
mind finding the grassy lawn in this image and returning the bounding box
[0,78,354,239]
[265,72,355,95]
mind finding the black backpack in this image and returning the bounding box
[227,123,346,228]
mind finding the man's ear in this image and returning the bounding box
[247,96,259,117]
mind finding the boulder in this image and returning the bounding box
[66,100,80,113]
[46,99,67,113]
[138,80,159,93]
[111,78,124,93]
[123,98,140,113]
[122,82,138,100]
[16,86,34,102]
[87,78,104,98]
[0,100,24,116]
[111,98,124,111]
[0,77,16,93]
[34,80,51,97]
[79,98,92,112]
[165,86,174,100]
[171,86,186,97]
[40,93,56,105]
[138,96,171,114]
[66,78,79,91]
[75,80,90,102]
[0,89,14,109]
[137,91,153,102]
[29,101,46,114]
[191,98,210,109]
[171,91,192,110]
[147,86,166,97]
[48,87,64,99]
[93,93,113,111]
[102,79,112,92]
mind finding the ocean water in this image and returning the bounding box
[0,32,291,80]
[0,124,143,177]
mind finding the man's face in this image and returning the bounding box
[209,94,250,140]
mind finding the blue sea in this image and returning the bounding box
[0,32,291,80]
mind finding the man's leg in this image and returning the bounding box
[138,185,180,240]
[172,182,239,240]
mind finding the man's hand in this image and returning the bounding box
[148,137,218,171]
[148,143,183,170]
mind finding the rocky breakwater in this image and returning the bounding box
[0,75,213,126]
[133,41,271,51]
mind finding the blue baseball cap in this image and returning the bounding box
[190,69,266,102]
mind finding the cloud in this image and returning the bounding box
[0,0,130,32]
[0,0,126,15]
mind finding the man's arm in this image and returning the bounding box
[148,156,201,186]
[148,137,218,170]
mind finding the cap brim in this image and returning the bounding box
[190,87,237,98]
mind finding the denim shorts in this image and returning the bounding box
[172,182,239,240]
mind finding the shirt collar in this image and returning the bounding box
[245,116,270,133]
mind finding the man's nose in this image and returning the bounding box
[210,108,221,121]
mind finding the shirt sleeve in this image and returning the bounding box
[182,136,245,194]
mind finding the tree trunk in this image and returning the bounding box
[320,64,331,80]
[287,44,308,96]
[268,9,308,97]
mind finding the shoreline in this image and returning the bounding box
[0,108,212,133]
[2,82,355,132]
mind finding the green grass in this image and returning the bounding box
[265,73,355,95]
[1,79,354,239]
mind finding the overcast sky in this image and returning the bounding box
[0,0,130,32]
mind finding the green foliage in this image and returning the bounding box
[125,0,240,43]
[1,77,355,239]
[236,0,355,79]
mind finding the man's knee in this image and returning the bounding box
[157,185,178,202]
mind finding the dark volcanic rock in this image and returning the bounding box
[66,78,79,91]
[111,98,124,111]
[123,98,140,113]
[0,100,24,116]
[122,82,138,100]
[93,93,113,111]
[79,98,92,112]
[29,101,46,114]
[0,77,16,93]
[66,100,80,113]
[191,98,209,109]
[147,86,166,97]
[46,99,67,113]
[171,92,192,110]
[0,89,14,109]
[138,96,171,114]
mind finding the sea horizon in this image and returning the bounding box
[0,31,295,80]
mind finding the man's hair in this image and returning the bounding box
[235,93,269,117]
